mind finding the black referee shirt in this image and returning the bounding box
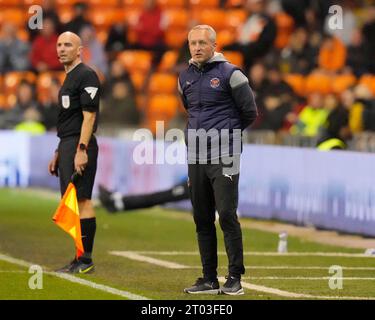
[57,63,100,139]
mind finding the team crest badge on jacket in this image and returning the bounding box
[62,95,70,109]
[210,78,220,88]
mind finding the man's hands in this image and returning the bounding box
[48,151,59,177]
[74,149,88,175]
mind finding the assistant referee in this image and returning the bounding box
[48,32,100,274]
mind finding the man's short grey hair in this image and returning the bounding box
[188,25,216,43]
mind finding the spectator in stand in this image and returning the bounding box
[64,2,92,35]
[248,63,269,129]
[346,29,367,77]
[103,60,135,98]
[1,80,41,129]
[101,81,141,129]
[80,25,108,76]
[316,93,351,149]
[356,84,375,132]
[258,94,292,132]
[30,17,62,72]
[318,34,346,73]
[348,85,370,134]
[265,67,295,101]
[223,0,277,73]
[40,77,60,131]
[361,5,375,73]
[281,0,311,27]
[280,27,316,74]
[28,0,62,42]
[131,0,168,67]
[0,23,30,73]
[105,22,130,61]
[290,93,329,137]
[14,107,46,135]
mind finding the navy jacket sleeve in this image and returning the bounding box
[230,71,258,130]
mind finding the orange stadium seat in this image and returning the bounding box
[117,50,153,73]
[225,0,244,8]
[284,74,305,97]
[192,9,227,31]
[0,94,5,109]
[146,94,179,133]
[165,29,188,49]
[158,50,179,72]
[122,0,144,8]
[305,73,332,95]
[58,7,74,24]
[124,8,141,26]
[274,12,295,49]
[88,9,126,28]
[36,72,65,104]
[359,74,375,95]
[4,71,37,96]
[22,0,43,5]
[88,0,119,7]
[222,51,243,68]
[130,71,147,92]
[164,9,189,29]
[332,74,357,94]
[56,0,77,6]
[225,9,247,30]
[216,30,236,51]
[96,26,110,44]
[0,0,21,6]
[189,0,220,9]
[148,73,177,95]
[148,94,178,118]
[158,0,186,9]
[17,28,29,42]
[0,9,26,27]
[318,36,346,72]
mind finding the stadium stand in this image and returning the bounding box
[1,0,375,151]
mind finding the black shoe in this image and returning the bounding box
[68,259,95,274]
[183,277,220,294]
[55,258,78,273]
[220,275,244,295]
[98,185,117,213]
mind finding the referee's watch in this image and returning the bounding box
[78,143,88,152]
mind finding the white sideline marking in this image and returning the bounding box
[218,266,375,270]
[0,253,149,300]
[111,250,375,300]
[218,277,374,300]
[129,251,375,258]
[232,266,375,270]
[242,276,375,281]
[110,251,189,269]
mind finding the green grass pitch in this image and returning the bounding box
[1,187,375,300]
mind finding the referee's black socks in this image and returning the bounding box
[80,217,96,263]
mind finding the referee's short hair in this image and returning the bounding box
[188,25,216,43]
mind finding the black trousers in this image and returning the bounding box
[188,158,245,280]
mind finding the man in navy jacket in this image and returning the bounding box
[179,25,257,295]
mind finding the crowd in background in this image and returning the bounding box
[1,0,375,150]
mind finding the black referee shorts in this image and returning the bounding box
[57,135,98,200]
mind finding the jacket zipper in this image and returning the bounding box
[197,70,203,128]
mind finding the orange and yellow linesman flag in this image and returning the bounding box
[52,182,84,258]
